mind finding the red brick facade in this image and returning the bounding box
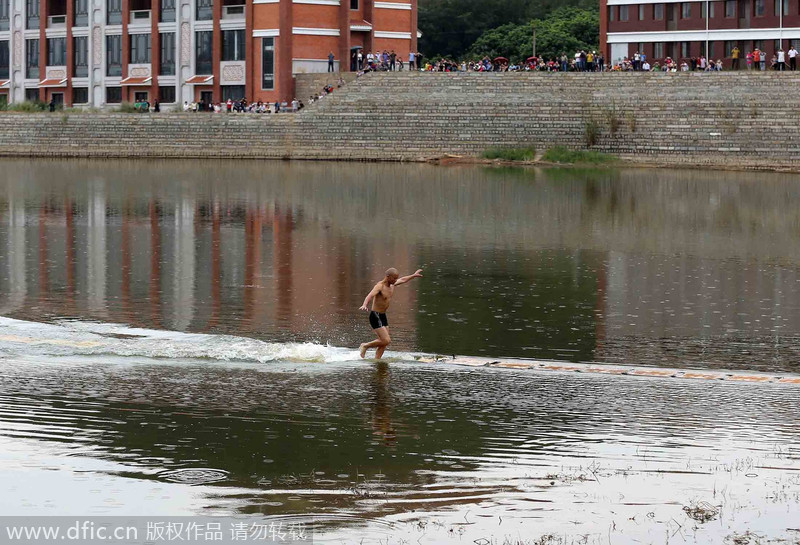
[0,0,418,107]
[601,0,800,67]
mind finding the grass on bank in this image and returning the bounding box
[482,146,537,162]
[0,101,142,113]
[542,146,618,165]
[2,101,48,112]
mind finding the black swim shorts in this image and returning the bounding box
[369,311,388,329]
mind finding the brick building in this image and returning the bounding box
[0,0,418,108]
[601,0,800,66]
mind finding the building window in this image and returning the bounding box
[753,39,764,50]
[222,29,245,61]
[775,38,782,50]
[73,87,89,103]
[107,0,122,24]
[74,36,88,77]
[222,85,245,100]
[160,32,175,75]
[195,31,212,74]
[654,42,664,58]
[708,41,714,57]
[196,0,212,21]
[654,3,664,19]
[26,0,39,29]
[0,41,8,79]
[106,34,122,76]
[106,86,122,103]
[681,41,690,57]
[25,39,39,79]
[350,0,358,9]
[25,88,39,101]
[160,0,176,22]
[47,37,66,66]
[74,0,88,26]
[639,4,645,19]
[725,0,735,16]
[619,5,629,21]
[775,0,788,15]
[754,0,764,15]
[261,37,274,90]
[609,5,615,21]
[702,2,716,18]
[130,33,151,63]
[681,2,691,17]
[0,0,9,31]
[159,85,175,103]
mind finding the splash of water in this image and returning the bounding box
[0,317,363,364]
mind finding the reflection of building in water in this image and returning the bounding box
[171,198,196,330]
[87,186,107,316]
[0,196,26,314]
[271,205,292,329]
[0,181,417,347]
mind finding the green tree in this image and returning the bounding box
[418,0,598,60]
[467,7,600,62]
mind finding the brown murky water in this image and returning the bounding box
[0,160,799,543]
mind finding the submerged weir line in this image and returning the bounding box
[417,355,800,385]
[0,316,798,386]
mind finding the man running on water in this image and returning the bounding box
[359,268,423,359]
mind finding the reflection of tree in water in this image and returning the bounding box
[370,362,396,447]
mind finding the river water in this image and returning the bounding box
[0,160,798,544]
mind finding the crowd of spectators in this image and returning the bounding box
[608,47,798,71]
[178,78,348,114]
[352,50,425,72]
[415,45,800,73]
[421,51,606,72]
[181,97,305,114]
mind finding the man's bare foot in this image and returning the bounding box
[359,344,367,359]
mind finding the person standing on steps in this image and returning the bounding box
[359,268,423,360]
[328,51,335,72]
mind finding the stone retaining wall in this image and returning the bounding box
[1,72,799,168]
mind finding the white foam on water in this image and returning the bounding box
[0,316,366,364]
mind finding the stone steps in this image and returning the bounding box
[0,71,799,167]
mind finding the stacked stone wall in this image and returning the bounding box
[1,72,799,168]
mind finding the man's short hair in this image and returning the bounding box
[385,268,399,278]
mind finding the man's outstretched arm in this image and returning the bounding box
[394,269,423,286]
[359,284,381,311]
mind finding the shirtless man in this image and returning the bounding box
[359,268,423,359]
